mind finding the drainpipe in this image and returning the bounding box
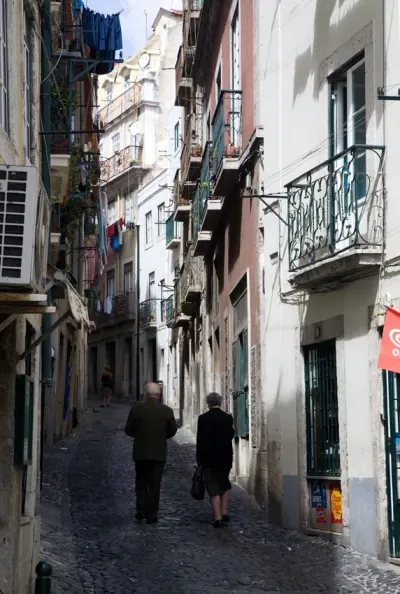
[40,0,52,486]
[135,224,140,400]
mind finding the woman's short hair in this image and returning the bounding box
[206,392,223,407]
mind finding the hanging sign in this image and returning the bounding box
[378,307,400,374]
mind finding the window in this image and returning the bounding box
[157,203,165,237]
[124,74,130,92]
[112,132,120,154]
[174,121,179,152]
[124,261,133,293]
[124,192,133,223]
[99,143,104,159]
[304,340,340,477]
[231,7,241,91]
[106,86,112,104]
[160,279,166,321]
[145,211,152,244]
[149,272,155,299]
[23,13,31,158]
[330,57,366,200]
[216,65,221,101]
[106,269,115,297]
[0,0,8,133]
[108,200,116,224]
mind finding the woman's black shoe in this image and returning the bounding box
[213,519,224,528]
[222,514,230,523]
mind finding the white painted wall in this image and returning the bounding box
[259,0,398,558]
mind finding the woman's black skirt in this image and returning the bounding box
[202,468,231,497]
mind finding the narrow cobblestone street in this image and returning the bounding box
[40,400,400,593]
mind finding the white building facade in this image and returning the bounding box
[258,0,400,560]
[89,9,182,399]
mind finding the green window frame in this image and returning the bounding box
[304,339,340,477]
[14,374,34,466]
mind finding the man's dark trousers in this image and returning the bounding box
[135,460,165,520]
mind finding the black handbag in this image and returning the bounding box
[191,466,205,500]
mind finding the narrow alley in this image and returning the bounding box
[40,400,400,594]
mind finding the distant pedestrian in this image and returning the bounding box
[124,382,178,524]
[196,392,235,528]
[100,366,113,408]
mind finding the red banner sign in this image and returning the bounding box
[378,307,400,374]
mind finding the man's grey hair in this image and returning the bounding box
[206,392,223,407]
[144,383,161,396]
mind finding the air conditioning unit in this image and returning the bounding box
[0,165,50,292]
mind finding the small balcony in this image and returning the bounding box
[183,0,202,49]
[164,293,190,329]
[198,141,223,232]
[139,299,157,329]
[180,113,202,195]
[99,84,141,128]
[212,90,243,194]
[89,292,135,329]
[100,144,143,184]
[286,144,385,290]
[173,172,191,222]
[175,45,192,107]
[166,214,181,250]
[180,248,202,315]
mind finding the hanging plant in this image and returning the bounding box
[50,81,79,135]
[60,194,96,240]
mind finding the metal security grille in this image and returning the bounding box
[382,370,400,557]
[304,340,340,477]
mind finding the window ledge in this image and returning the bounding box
[306,475,341,481]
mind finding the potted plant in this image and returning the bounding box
[191,143,202,157]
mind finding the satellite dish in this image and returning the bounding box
[138,52,150,70]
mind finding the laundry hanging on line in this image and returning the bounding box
[82,7,123,75]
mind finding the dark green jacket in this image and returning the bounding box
[125,398,178,461]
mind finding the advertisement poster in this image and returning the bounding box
[329,483,342,525]
[316,507,327,524]
[311,480,327,509]
[378,307,400,374]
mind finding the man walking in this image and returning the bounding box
[125,383,178,524]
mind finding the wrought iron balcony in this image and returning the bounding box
[100,144,143,183]
[180,247,202,314]
[89,291,135,329]
[175,45,192,107]
[166,214,181,249]
[212,90,242,193]
[286,144,385,289]
[173,173,191,222]
[181,113,202,192]
[99,84,141,128]
[139,298,157,328]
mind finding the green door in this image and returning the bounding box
[383,370,400,557]
[232,329,249,439]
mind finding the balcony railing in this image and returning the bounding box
[89,292,135,328]
[164,294,175,324]
[212,90,243,177]
[139,298,157,328]
[175,45,192,106]
[99,84,141,128]
[286,145,385,272]
[181,114,202,184]
[100,144,143,183]
[166,214,180,246]
[180,247,202,303]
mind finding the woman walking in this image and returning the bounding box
[100,366,113,408]
[196,392,235,527]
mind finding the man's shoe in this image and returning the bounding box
[213,519,224,528]
[147,516,158,525]
[222,514,230,523]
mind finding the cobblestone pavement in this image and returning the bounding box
[41,400,400,593]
